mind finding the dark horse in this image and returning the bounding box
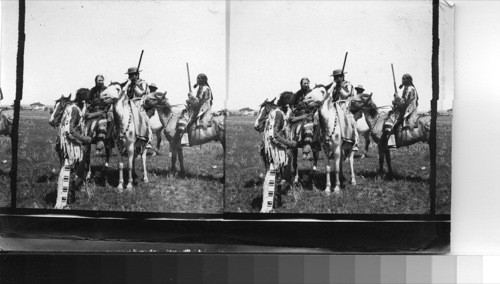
[359,94,430,176]
[49,94,113,181]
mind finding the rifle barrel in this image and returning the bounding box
[391,63,397,93]
[341,52,348,75]
[186,63,192,92]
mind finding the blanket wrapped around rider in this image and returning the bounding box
[330,99,357,145]
[288,99,319,146]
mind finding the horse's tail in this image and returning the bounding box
[423,116,431,142]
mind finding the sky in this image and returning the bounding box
[1,1,226,110]
[227,0,454,111]
[1,0,453,112]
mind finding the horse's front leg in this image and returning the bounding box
[117,154,124,192]
[141,146,149,183]
[105,144,111,168]
[378,143,385,176]
[333,144,341,194]
[126,143,134,191]
[384,148,393,178]
[292,148,299,185]
[348,149,356,186]
[178,147,185,174]
[325,145,332,195]
[85,146,92,181]
[312,146,319,172]
[363,131,371,158]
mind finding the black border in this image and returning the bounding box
[0,0,450,252]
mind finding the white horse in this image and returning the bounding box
[303,86,356,195]
[100,82,148,191]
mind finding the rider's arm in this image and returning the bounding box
[133,81,148,97]
[272,111,297,148]
[338,83,353,99]
[68,107,92,144]
[403,87,416,106]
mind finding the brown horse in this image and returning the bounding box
[0,110,12,137]
[49,94,113,182]
[142,92,225,175]
[359,94,430,176]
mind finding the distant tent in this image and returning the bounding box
[30,102,45,111]
[239,107,255,116]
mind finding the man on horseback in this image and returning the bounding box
[288,77,317,156]
[176,73,213,147]
[187,73,213,129]
[384,73,419,147]
[85,74,114,152]
[123,67,153,149]
[329,69,359,151]
[148,83,158,93]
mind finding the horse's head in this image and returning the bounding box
[254,98,276,132]
[304,85,329,107]
[143,91,168,108]
[100,82,124,104]
[357,93,380,118]
[49,94,71,128]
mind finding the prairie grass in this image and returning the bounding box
[0,110,224,213]
[225,115,451,214]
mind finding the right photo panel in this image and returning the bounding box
[225,0,452,214]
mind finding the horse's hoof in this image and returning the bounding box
[351,180,357,186]
[324,188,331,196]
[333,188,341,195]
[126,184,133,191]
[143,178,149,184]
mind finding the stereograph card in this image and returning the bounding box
[0,0,453,253]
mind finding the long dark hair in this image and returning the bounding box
[399,74,414,89]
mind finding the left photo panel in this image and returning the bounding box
[1,1,226,212]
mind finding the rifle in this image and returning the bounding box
[329,52,348,97]
[391,63,397,94]
[341,52,348,75]
[122,50,144,86]
[137,50,144,78]
[186,62,192,93]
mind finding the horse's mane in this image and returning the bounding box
[55,94,71,103]
[314,82,333,90]
[277,91,294,106]
[109,81,123,87]
[364,99,380,118]
[260,98,276,107]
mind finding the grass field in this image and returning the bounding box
[225,115,452,214]
[0,110,224,213]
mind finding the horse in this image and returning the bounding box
[142,92,225,175]
[254,97,291,212]
[48,89,94,208]
[0,110,12,137]
[49,94,113,182]
[282,92,323,186]
[303,85,357,195]
[358,94,430,176]
[99,82,149,191]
